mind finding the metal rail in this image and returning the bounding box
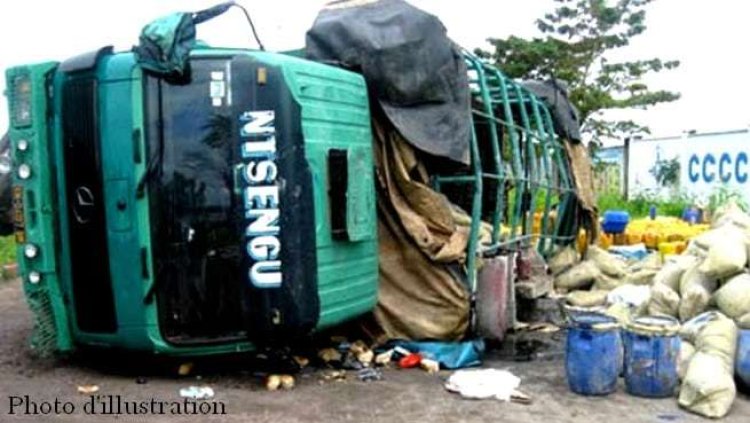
[432,52,579,291]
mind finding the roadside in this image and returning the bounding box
[0,280,748,422]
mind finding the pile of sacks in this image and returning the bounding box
[548,202,750,418]
[549,243,660,309]
[647,202,750,327]
[550,202,750,329]
[677,311,738,418]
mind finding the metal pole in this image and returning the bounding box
[623,137,631,200]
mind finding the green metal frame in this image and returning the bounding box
[433,52,578,292]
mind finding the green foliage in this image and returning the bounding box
[0,236,16,266]
[597,190,692,218]
[649,157,680,187]
[708,186,748,214]
[477,0,680,144]
[599,185,750,220]
[507,187,561,216]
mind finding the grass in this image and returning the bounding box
[597,191,693,218]
[597,186,749,219]
[0,236,17,266]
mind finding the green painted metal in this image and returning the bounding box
[529,96,555,255]
[6,48,378,356]
[5,63,73,356]
[260,51,379,329]
[432,51,579,293]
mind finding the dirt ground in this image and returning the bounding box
[0,279,748,423]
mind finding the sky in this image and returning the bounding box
[0,0,748,145]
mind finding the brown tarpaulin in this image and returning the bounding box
[371,120,471,341]
[565,141,599,240]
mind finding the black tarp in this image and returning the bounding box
[522,79,581,143]
[305,0,471,165]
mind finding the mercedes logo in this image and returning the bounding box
[72,186,95,224]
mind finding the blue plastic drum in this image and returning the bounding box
[737,330,750,389]
[623,316,681,398]
[602,210,630,234]
[566,313,621,396]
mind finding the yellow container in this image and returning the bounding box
[622,217,709,251]
[658,241,687,262]
[643,231,659,249]
[658,241,678,257]
[626,231,642,245]
[576,230,588,254]
[598,232,613,250]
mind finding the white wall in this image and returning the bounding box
[627,130,750,201]
[627,136,683,198]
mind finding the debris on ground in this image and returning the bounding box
[510,389,533,405]
[77,384,99,395]
[375,349,394,366]
[178,386,215,400]
[398,353,422,369]
[524,322,560,334]
[342,353,365,370]
[321,370,347,382]
[389,340,484,369]
[444,369,522,402]
[265,375,282,391]
[356,349,374,366]
[419,358,440,374]
[357,367,383,382]
[280,375,295,390]
[293,356,310,369]
[318,348,342,364]
[177,362,194,376]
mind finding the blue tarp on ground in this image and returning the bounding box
[390,339,485,369]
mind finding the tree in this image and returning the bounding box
[477,0,680,145]
[650,157,680,187]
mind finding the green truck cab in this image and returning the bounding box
[5,47,379,356]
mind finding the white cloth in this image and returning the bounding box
[445,369,521,402]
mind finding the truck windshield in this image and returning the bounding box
[144,58,246,343]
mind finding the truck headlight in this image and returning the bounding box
[24,243,39,259]
[17,139,29,152]
[17,163,32,180]
[28,271,41,284]
[12,74,33,127]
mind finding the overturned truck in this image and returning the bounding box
[3,0,592,356]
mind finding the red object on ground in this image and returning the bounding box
[398,353,422,369]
